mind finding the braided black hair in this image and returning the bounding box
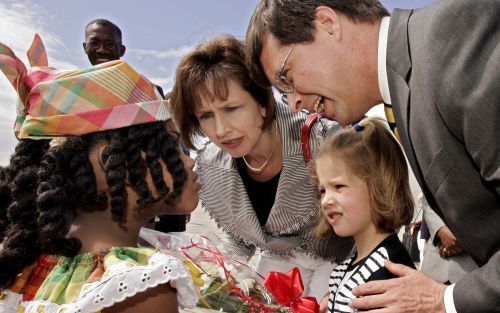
[0,140,48,289]
[0,166,11,241]
[101,130,129,225]
[0,121,188,290]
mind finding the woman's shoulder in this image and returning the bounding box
[15,247,197,313]
[196,140,234,170]
[274,99,341,156]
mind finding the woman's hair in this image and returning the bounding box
[314,117,414,237]
[0,121,187,289]
[170,34,275,149]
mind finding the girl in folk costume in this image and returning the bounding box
[0,35,199,313]
[314,118,415,313]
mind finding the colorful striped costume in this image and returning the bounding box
[0,247,196,313]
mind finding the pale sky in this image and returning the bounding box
[0,0,435,164]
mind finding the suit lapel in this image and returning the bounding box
[386,9,427,191]
[386,8,412,139]
[387,10,441,214]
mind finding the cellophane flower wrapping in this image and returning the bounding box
[139,228,285,312]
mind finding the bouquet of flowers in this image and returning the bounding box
[139,228,319,313]
[184,251,277,312]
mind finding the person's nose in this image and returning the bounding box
[214,115,230,138]
[284,92,303,112]
[95,43,108,53]
[321,192,336,210]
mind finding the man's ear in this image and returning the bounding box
[83,42,88,52]
[120,45,126,57]
[315,6,341,39]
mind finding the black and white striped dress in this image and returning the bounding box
[328,234,416,313]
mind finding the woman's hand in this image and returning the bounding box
[437,226,463,257]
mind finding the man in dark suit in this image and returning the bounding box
[246,0,500,312]
[83,19,188,233]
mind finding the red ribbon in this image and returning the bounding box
[264,268,319,313]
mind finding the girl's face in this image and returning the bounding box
[171,149,201,214]
[194,79,267,158]
[316,156,375,240]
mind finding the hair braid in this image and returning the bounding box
[37,144,80,256]
[144,124,169,198]
[0,167,11,241]
[67,137,107,210]
[160,131,187,205]
[125,126,154,208]
[101,131,128,224]
[0,140,47,289]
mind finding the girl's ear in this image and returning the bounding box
[88,143,110,193]
[97,144,132,187]
[97,144,107,171]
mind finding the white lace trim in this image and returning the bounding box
[0,290,22,313]
[19,252,197,313]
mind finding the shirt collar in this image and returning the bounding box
[377,16,392,104]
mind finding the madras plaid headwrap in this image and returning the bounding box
[0,34,171,139]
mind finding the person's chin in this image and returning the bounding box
[185,197,200,213]
[96,58,113,64]
[332,228,352,238]
[218,144,246,158]
[320,98,338,121]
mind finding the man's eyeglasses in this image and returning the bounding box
[274,44,296,94]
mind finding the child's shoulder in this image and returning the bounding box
[366,234,416,281]
[6,247,196,313]
[378,234,416,268]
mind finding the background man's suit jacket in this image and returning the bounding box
[387,0,500,311]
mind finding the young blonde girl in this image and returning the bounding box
[314,118,415,313]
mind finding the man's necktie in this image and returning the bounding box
[384,103,401,142]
